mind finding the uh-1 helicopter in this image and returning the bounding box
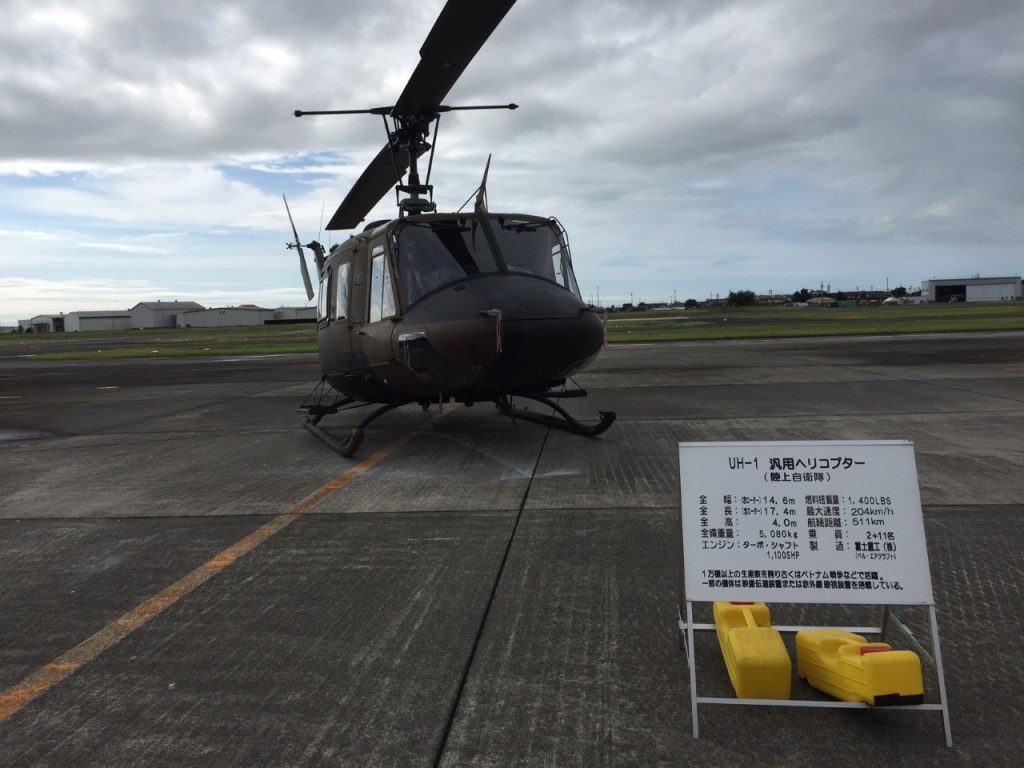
[286,0,615,458]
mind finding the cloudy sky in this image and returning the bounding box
[1,0,1022,323]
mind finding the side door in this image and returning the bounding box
[362,239,399,379]
[315,261,338,373]
[317,249,359,377]
[330,255,355,373]
[367,241,398,324]
[339,242,370,381]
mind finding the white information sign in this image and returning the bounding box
[679,440,934,604]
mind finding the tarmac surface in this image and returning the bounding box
[1,332,1022,766]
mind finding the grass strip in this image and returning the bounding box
[32,343,317,361]
[8,304,1024,358]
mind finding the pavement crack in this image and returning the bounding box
[838,363,1024,405]
[430,425,551,768]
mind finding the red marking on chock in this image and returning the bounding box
[860,645,891,655]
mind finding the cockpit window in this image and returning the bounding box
[394,220,498,305]
[334,261,350,320]
[394,217,582,306]
[493,218,582,298]
[492,220,556,279]
[553,240,581,298]
[317,268,333,324]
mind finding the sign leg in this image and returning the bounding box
[687,601,700,738]
[929,605,953,747]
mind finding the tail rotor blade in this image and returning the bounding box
[283,194,316,301]
[283,193,302,245]
[298,247,315,302]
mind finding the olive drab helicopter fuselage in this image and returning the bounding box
[315,213,604,401]
[287,0,614,456]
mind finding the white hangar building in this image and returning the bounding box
[921,277,1022,303]
[65,311,131,332]
[130,301,205,328]
[271,306,317,322]
[28,314,65,333]
[176,307,274,328]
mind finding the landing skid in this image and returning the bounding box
[495,391,616,437]
[298,378,411,458]
[298,379,615,458]
[300,398,413,458]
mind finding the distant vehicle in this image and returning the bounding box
[285,0,613,457]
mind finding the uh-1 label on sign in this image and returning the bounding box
[679,440,934,605]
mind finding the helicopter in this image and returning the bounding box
[286,0,614,457]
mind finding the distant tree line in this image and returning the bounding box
[611,284,916,312]
[727,290,756,307]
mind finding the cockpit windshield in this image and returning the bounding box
[393,217,582,306]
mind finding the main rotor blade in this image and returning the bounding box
[392,0,517,118]
[283,194,315,300]
[326,143,424,230]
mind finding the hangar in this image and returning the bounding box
[65,311,132,332]
[19,303,314,332]
[271,306,317,323]
[29,314,64,333]
[130,301,205,329]
[176,307,274,328]
[175,306,315,327]
[922,276,1022,303]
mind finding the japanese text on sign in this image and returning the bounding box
[679,441,934,604]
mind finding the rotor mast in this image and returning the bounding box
[293,0,518,231]
[392,113,435,217]
[295,103,517,219]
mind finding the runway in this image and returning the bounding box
[1,332,1022,766]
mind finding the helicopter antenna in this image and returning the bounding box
[294,0,518,230]
[475,154,491,215]
[457,154,492,214]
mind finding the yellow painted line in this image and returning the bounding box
[0,429,420,723]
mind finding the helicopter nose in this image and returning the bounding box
[493,307,605,382]
[398,274,604,392]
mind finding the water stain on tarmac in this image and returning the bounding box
[0,429,53,442]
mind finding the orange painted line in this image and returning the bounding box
[0,428,421,723]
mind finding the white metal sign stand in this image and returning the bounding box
[678,440,952,746]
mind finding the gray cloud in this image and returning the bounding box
[1,0,1022,320]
